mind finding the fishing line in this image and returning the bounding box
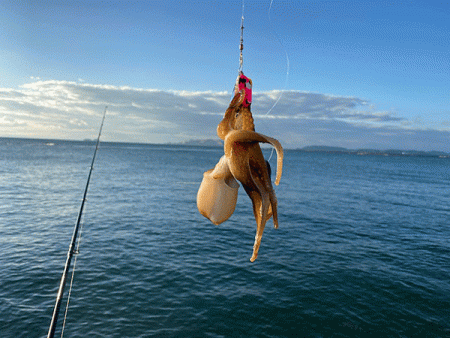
[60,215,84,338]
[264,0,290,117]
[264,0,290,163]
[232,0,289,169]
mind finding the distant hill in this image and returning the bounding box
[175,140,449,157]
[298,146,450,158]
[180,139,223,147]
[302,146,349,153]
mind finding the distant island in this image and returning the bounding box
[177,139,224,147]
[298,145,450,158]
[176,139,450,158]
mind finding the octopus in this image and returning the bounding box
[197,73,284,262]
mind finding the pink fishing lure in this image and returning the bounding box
[235,73,252,107]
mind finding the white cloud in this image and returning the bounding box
[0,80,449,151]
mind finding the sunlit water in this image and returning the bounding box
[1,138,449,337]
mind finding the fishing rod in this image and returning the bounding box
[47,106,107,338]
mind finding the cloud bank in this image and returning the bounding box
[0,80,449,151]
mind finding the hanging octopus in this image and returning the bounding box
[197,73,284,262]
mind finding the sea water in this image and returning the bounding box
[1,138,449,337]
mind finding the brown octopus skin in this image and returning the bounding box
[218,91,284,262]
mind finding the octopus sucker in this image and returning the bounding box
[197,74,284,261]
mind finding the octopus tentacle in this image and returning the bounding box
[268,187,278,229]
[224,130,284,186]
[224,130,283,260]
[243,171,271,262]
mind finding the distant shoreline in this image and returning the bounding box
[297,145,450,158]
[1,136,449,158]
[176,139,450,158]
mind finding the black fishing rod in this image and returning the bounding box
[47,107,107,338]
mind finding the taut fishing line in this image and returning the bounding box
[232,0,290,168]
[229,0,246,98]
[239,0,245,73]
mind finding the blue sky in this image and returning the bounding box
[1,0,449,151]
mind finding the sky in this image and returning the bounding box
[0,0,449,151]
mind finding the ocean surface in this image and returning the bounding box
[1,137,449,338]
